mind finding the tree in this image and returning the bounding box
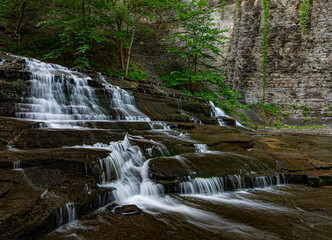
[167,0,228,76]
[106,0,161,76]
[163,0,244,113]
[38,0,109,69]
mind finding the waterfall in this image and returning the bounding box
[15,57,109,122]
[209,101,227,126]
[209,101,247,127]
[13,160,21,169]
[56,202,76,227]
[11,55,152,127]
[68,135,165,204]
[179,174,285,195]
[194,144,208,153]
[98,74,151,121]
[8,55,290,237]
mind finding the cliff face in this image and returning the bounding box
[132,0,331,119]
[220,0,331,118]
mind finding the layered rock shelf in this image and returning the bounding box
[0,54,331,239]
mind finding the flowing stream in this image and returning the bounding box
[11,55,332,239]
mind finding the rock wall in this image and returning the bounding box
[220,0,331,118]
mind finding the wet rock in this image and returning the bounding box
[115,205,142,215]
[284,174,309,184]
[0,167,114,239]
[0,148,110,178]
[164,231,176,236]
[13,129,125,149]
[149,152,275,181]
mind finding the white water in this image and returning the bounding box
[209,101,246,127]
[98,74,150,121]
[56,202,76,227]
[194,144,208,153]
[180,174,284,195]
[12,160,22,170]
[10,55,287,237]
[209,101,228,126]
[11,55,153,128]
[15,57,109,122]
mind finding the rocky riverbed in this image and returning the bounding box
[0,54,331,239]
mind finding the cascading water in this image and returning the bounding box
[209,101,245,127]
[56,202,76,227]
[15,57,109,122]
[180,174,285,195]
[194,144,208,153]
[209,101,227,126]
[98,74,151,121]
[10,55,291,237]
[13,160,21,170]
[68,134,165,204]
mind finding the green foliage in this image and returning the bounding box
[253,103,280,118]
[299,0,310,39]
[37,0,109,69]
[220,0,226,20]
[163,0,245,113]
[193,87,247,115]
[108,65,147,81]
[288,125,325,130]
[236,111,251,125]
[166,0,228,74]
[126,65,148,81]
[273,119,282,129]
[235,0,240,20]
[262,0,270,103]
[291,104,299,109]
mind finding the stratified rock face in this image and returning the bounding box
[132,1,331,119]
[221,0,331,118]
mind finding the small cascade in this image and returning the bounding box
[56,202,76,227]
[194,144,208,153]
[14,56,109,122]
[209,101,228,126]
[8,145,19,151]
[209,101,227,118]
[13,160,21,169]
[177,99,183,110]
[0,59,4,65]
[98,74,150,121]
[180,174,285,195]
[189,117,202,124]
[149,122,171,130]
[68,135,165,203]
[180,177,225,194]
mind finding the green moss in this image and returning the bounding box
[235,0,240,20]
[220,0,226,20]
[262,0,270,103]
[299,0,310,40]
[291,104,299,109]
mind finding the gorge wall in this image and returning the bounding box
[219,0,331,118]
[134,0,331,119]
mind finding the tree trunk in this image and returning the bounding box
[117,22,125,71]
[15,0,26,46]
[125,28,135,77]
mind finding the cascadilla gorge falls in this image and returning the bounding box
[0,53,332,239]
